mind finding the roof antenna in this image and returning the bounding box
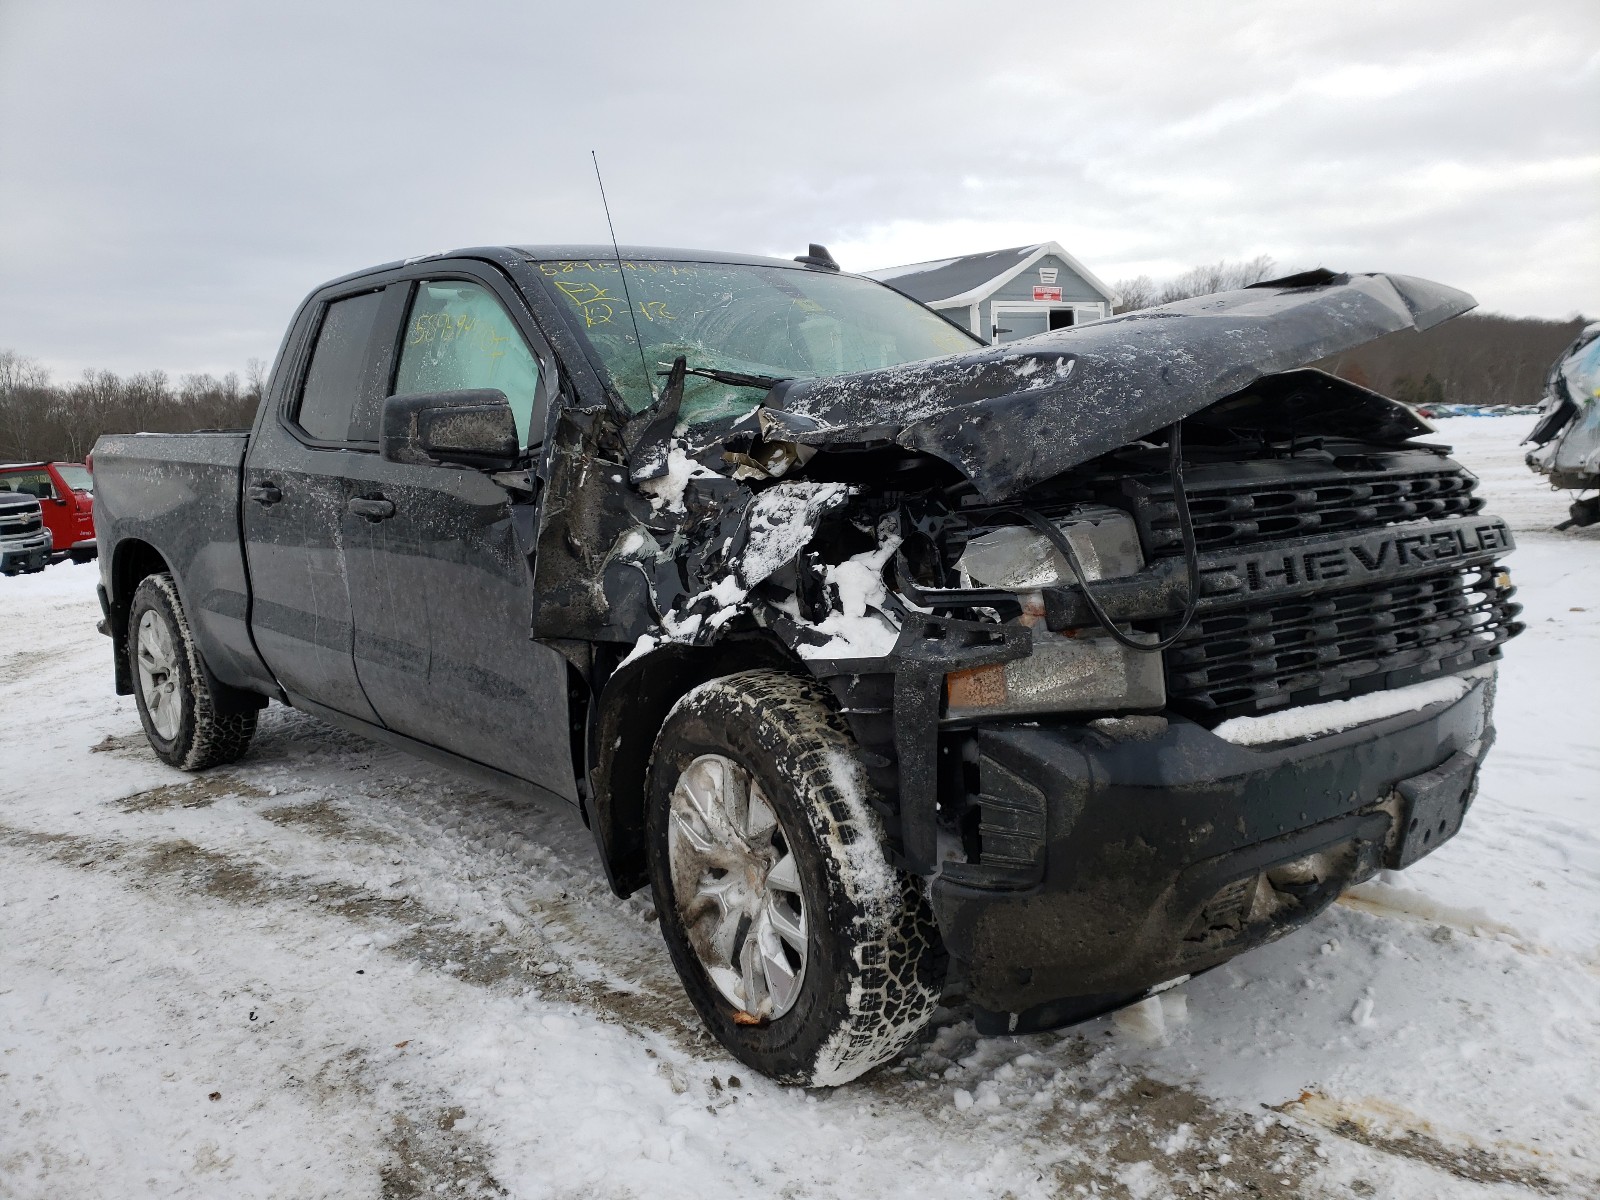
[794,243,840,271]
[591,151,654,404]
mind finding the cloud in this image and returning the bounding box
[0,0,1595,378]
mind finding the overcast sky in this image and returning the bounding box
[1,0,1595,380]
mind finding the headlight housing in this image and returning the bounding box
[957,505,1142,589]
[946,505,1166,718]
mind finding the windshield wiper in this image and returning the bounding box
[661,363,790,391]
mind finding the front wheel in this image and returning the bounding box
[128,572,257,770]
[646,670,944,1086]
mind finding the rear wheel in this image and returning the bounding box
[128,572,257,770]
[646,670,944,1086]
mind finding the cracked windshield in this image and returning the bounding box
[534,259,976,425]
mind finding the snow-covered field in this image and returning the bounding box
[1,416,1596,1199]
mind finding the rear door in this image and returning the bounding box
[242,281,396,721]
[338,262,576,801]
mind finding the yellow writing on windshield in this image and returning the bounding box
[552,280,674,328]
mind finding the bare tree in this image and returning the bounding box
[1113,256,1279,313]
[1110,275,1158,313]
[245,356,267,404]
[0,350,53,460]
[0,350,259,462]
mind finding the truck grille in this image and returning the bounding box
[1134,463,1483,558]
[1163,563,1520,718]
[1125,454,1521,721]
[1,512,41,535]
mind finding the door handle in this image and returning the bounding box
[348,496,396,521]
[248,482,282,506]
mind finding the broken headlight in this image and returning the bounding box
[946,506,1166,718]
[957,505,1143,588]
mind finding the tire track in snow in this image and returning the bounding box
[0,813,710,1054]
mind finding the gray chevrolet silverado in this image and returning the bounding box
[92,245,1521,1085]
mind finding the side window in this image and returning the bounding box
[295,290,384,442]
[394,280,543,449]
[0,469,55,499]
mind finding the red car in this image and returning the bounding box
[0,461,96,563]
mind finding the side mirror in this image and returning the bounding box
[381,389,520,471]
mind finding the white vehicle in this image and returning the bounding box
[1526,323,1600,528]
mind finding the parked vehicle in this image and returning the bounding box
[1526,323,1600,529]
[92,247,1522,1085]
[0,491,51,575]
[0,461,96,563]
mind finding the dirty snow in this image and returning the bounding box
[1,416,1598,1198]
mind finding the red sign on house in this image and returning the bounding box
[1033,286,1063,301]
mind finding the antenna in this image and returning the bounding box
[591,151,654,404]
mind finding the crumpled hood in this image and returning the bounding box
[761,271,1475,500]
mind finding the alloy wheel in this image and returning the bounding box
[135,608,182,740]
[666,753,808,1020]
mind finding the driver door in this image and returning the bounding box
[339,263,575,801]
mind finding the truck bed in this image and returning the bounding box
[93,430,268,694]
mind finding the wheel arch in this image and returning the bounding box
[107,539,172,694]
[587,631,809,897]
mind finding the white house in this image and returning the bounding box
[866,242,1118,344]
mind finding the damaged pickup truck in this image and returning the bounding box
[92,245,1522,1085]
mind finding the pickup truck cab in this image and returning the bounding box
[0,461,96,563]
[92,245,1521,1085]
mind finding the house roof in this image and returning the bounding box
[865,241,1117,308]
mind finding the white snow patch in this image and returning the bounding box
[735,482,849,587]
[614,529,651,558]
[1349,988,1376,1027]
[638,443,717,513]
[824,535,899,619]
[794,535,904,661]
[1212,669,1487,746]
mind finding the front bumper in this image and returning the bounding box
[1,531,52,572]
[933,668,1496,1028]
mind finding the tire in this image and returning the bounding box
[127,572,257,770]
[645,670,944,1086]
[70,550,95,565]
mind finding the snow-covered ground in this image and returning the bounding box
[1,416,1596,1199]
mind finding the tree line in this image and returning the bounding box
[0,351,264,463]
[1112,258,1588,409]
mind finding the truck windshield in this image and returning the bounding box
[533,259,977,426]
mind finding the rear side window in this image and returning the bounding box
[296,290,384,442]
[394,281,543,448]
